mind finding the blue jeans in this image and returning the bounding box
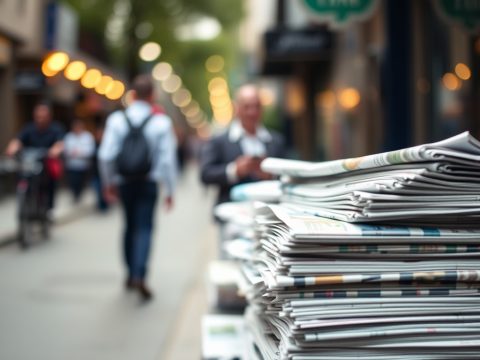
[67,169,88,202]
[92,175,108,211]
[119,181,158,281]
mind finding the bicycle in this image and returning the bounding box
[0,149,51,248]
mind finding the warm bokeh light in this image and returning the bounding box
[95,75,114,95]
[182,101,200,117]
[64,61,87,81]
[152,62,172,81]
[186,112,205,126]
[161,74,182,93]
[286,81,305,115]
[139,42,161,61]
[192,120,207,130]
[205,55,225,73]
[213,100,234,125]
[214,107,233,116]
[208,77,228,92]
[210,93,231,108]
[338,88,361,110]
[105,80,125,100]
[259,88,276,107]
[214,112,233,125]
[41,61,58,77]
[81,68,102,88]
[316,90,336,109]
[442,72,461,91]
[209,86,229,97]
[455,63,471,81]
[44,51,70,72]
[172,88,192,108]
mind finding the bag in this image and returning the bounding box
[116,112,153,180]
[45,157,64,180]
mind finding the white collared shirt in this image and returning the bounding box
[226,120,272,183]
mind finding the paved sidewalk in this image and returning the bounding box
[0,187,97,245]
[0,164,219,360]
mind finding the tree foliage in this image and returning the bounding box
[61,0,245,64]
[60,0,244,116]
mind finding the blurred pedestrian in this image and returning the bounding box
[98,74,177,301]
[91,123,109,212]
[64,119,95,203]
[200,83,286,206]
[5,102,64,213]
[175,126,188,174]
[200,84,286,258]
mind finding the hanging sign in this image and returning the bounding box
[301,0,379,28]
[435,0,480,32]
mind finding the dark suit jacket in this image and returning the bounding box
[200,127,286,206]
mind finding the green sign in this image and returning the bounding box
[302,0,378,26]
[436,0,480,31]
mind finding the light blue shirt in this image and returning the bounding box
[98,100,177,196]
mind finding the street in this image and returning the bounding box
[0,164,217,360]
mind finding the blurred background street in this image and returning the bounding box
[1,0,480,359]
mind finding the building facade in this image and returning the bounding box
[241,0,480,160]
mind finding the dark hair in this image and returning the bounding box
[132,74,153,100]
[71,118,84,126]
[34,100,52,110]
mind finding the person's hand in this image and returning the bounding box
[48,142,64,159]
[5,139,21,157]
[253,169,273,180]
[235,156,262,178]
[103,185,118,204]
[164,196,174,212]
[4,148,16,157]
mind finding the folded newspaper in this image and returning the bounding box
[262,131,480,178]
[260,132,480,224]
[239,203,480,359]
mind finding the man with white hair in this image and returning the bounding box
[200,83,286,205]
[200,84,286,258]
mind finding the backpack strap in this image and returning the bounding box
[138,112,154,130]
[123,111,154,131]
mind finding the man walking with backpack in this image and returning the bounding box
[98,75,177,301]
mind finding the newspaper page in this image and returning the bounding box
[261,131,480,178]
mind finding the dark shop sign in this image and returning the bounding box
[15,70,46,92]
[301,0,379,28]
[436,0,480,32]
[264,29,332,61]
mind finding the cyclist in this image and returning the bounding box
[5,102,65,213]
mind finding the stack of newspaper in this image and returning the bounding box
[239,132,480,359]
[242,204,480,359]
[262,132,480,225]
